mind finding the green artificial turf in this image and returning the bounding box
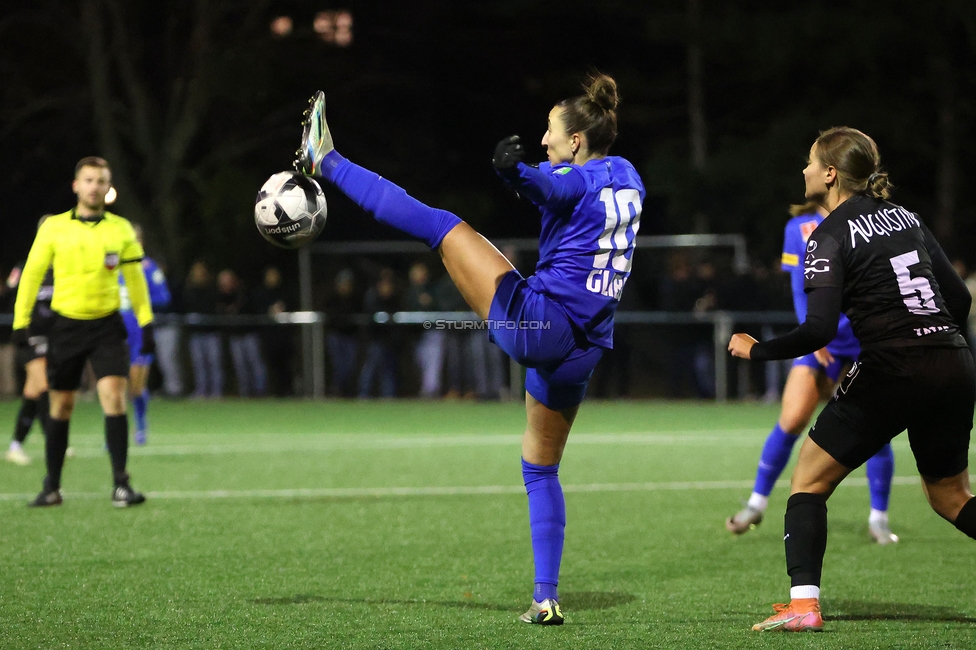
[0,398,973,648]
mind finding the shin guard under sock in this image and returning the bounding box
[754,425,798,497]
[320,151,462,249]
[522,459,565,602]
[785,492,828,588]
[866,444,894,512]
[104,414,129,481]
[45,418,70,490]
[13,397,38,444]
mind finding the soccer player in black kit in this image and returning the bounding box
[728,127,976,632]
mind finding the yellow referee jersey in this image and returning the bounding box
[13,209,153,330]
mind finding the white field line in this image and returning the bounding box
[0,476,921,502]
[47,430,915,458]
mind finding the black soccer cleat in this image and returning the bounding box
[28,476,63,508]
[112,482,147,508]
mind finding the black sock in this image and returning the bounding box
[954,497,976,539]
[13,397,38,444]
[45,418,70,490]
[785,492,828,588]
[36,392,50,438]
[105,414,129,483]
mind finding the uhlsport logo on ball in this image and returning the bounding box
[254,171,327,249]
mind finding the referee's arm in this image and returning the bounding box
[120,240,154,327]
[12,224,54,331]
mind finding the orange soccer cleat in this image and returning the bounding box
[751,598,823,632]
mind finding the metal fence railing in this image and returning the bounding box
[1,310,798,401]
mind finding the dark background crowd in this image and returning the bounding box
[1,1,975,400]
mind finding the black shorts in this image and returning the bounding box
[47,313,130,391]
[15,335,48,368]
[810,347,975,479]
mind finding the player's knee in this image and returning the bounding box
[778,415,809,436]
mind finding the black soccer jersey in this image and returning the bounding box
[803,195,966,352]
[11,264,55,335]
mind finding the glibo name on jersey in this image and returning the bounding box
[848,207,921,248]
[586,269,627,299]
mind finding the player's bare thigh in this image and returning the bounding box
[778,364,823,435]
[438,222,514,320]
[522,392,579,466]
[790,435,853,497]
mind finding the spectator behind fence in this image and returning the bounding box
[218,269,267,397]
[435,272,470,398]
[658,254,713,398]
[325,269,360,397]
[152,259,184,397]
[358,268,399,398]
[250,266,293,396]
[183,260,223,398]
[405,262,445,398]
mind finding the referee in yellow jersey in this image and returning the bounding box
[12,156,154,507]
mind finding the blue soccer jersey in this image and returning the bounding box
[120,257,171,358]
[500,157,645,348]
[781,213,860,359]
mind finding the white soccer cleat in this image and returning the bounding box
[726,505,763,535]
[518,598,564,625]
[5,447,31,466]
[869,520,899,545]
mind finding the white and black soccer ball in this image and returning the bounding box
[254,171,327,249]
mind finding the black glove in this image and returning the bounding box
[492,135,524,171]
[10,328,28,347]
[140,323,156,356]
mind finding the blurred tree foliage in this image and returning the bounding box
[1,0,974,283]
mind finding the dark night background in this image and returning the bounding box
[2,0,975,290]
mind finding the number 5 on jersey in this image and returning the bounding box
[889,250,939,315]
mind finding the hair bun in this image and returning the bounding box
[585,74,619,112]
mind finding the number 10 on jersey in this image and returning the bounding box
[586,188,642,299]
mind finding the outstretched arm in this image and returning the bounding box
[729,286,840,361]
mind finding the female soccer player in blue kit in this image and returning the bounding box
[119,225,171,445]
[726,202,898,545]
[295,74,644,625]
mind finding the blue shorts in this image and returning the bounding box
[487,270,604,410]
[792,353,856,383]
[124,317,154,367]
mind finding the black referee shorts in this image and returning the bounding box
[810,347,975,479]
[47,313,130,391]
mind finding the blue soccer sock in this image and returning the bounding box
[522,459,565,603]
[320,151,462,249]
[866,443,894,512]
[133,390,148,432]
[753,424,799,499]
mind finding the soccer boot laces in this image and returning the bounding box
[726,505,763,534]
[294,91,334,176]
[752,599,823,632]
[518,598,564,625]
